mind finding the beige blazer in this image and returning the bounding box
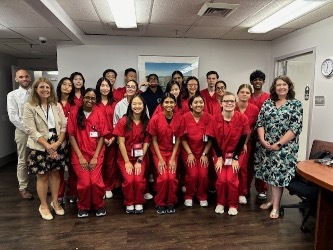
[23,102,67,151]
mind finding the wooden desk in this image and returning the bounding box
[297,160,333,250]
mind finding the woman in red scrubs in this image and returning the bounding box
[67,88,108,218]
[113,94,150,214]
[147,93,184,214]
[235,84,259,205]
[95,77,120,199]
[56,77,76,204]
[207,92,250,216]
[181,94,212,207]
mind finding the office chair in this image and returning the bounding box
[280,140,333,232]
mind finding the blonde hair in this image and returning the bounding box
[29,77,57,105]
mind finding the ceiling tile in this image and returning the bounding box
[0,26,21,39]
[0,0,53,28]
[75,21,107,35]
[186,26,231,39]
[220,27,261,40]
[146,24,189,38]
[57,0,100,22]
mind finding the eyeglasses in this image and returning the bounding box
[216,87,225,91]
[222,100,236,103]
[126,85,136,89]
[83,96,96,101]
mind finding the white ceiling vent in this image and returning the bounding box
[197,2,239,18]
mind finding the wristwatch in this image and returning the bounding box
[137,158,143,163]
[202,152,207,156]
[233,155,239,160]
[277,142,282,148]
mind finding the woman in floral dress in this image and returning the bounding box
[254,76,303,219]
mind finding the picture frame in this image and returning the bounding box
[138,55,199,91]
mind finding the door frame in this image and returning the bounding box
[273,47,316,159]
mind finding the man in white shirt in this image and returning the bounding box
[7,69,33,199]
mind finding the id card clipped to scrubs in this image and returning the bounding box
[131,143,143,157]
[224,153,233,166]
[90,126,99,138]
[203,134,208,142]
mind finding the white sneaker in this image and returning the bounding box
[184,199,193,207]
[200,200,208,207]
[239,195,247,204]
[228,207,238,216]
[148,174,154,183]
[215,205,224,214]
[181,186,186,193]
[144,192,153,200]
[105,190,113,199]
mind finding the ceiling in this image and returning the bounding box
[1,0,333,60]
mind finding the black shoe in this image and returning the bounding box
[156,206,167,215]
[96,208,107,217]
[166,205,176,214]
[77,210,89,218]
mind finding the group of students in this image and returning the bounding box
[8,67,277,220]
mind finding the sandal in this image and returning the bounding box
[260,202,273,210]
[270,209,279,219]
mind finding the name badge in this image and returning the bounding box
[203,134,208,142]
[90,131,98,138]
[131,143,143,157]
[224,153,233,166]
[172,135,176,145]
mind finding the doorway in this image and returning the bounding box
[275,51,314,160]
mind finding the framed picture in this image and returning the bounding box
[138,55,199,91]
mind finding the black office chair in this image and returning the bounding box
[280,173,318,232]
[280,140,333,232]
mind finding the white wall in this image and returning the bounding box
[271,16,333,145]
[0,53,18,159]
[57,36,271,94]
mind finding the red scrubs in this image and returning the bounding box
[113,117,148,206]
[113,87,126,103]
[67,107,108,211]
[235,103,259,197]
[181,111,212,202]
[96,102,121,193]
[206,111,249,209]
[147,112,184,206]
[73,95,83,108]
[200,89,217,115]
[249,92,270,110]
[249,92,270,193]
[58,102,77,199]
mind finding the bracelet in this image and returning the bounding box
[188,152,193,155]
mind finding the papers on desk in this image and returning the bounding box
[314,158,333,167]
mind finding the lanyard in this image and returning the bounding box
[41,104,49,123]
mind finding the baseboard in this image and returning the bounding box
[0,152,17,167]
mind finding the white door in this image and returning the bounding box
[276,52,314,160]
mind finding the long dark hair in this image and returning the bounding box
[95,77,114,104]
[77,88,96,130]
[270,76,295,101]
[70,72,86,96]
[182,76,200,100]
[125,94,149,133]
[56,77,75,105]
[164,81,182,109]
